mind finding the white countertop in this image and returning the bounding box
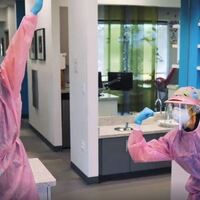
[99,123,172,139]
[29,158,56,187]
[167,84,179,89]
[99,113,175,139]
[99,93,119,101]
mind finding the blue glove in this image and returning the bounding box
[134,107,154,125]
[31,0,43,15]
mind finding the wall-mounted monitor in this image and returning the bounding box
[108,72,133,91]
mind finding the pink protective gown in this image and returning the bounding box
[0,15,39,200]
[128,125,200,200]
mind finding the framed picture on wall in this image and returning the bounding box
[30,31,37,60]
[36,28,46,60]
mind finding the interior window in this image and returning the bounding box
[98,6,179,113]
[156,24,169,79]
[98,23,169,80]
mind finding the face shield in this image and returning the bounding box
[163,86,200,130]
[165,103,198,130]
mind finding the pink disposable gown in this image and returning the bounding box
[0,15,39,199]
[128,125,200,200]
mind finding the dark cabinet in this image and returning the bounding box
[130,133,171,172]
[99,132,171,176]
[99,137,130,175]
[61,93,70,148]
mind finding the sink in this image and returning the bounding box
[114,127,133,132]
[158,119,178,128]
[114,122,133,132]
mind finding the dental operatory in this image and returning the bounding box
[1,0,200,199]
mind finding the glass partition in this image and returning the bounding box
[98,5,180,115]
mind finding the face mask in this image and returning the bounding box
[172,107,190,127]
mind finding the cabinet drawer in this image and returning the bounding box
[99,132,171,176]
[99,137,130,175]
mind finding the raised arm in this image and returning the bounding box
[128,129,172,162]
[128,107,172,162]
[1,0,43,98]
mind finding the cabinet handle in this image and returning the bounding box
[126,139,128,152]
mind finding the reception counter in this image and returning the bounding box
[98,113,173,177]
[99,113,191,199]
[99,112,172,138]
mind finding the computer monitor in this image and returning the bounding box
[98,72,103,89]
[108,72,133,91]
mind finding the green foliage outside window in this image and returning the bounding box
[98,5,174,113]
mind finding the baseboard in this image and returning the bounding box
[71,162,170,184]
[71,162,99,184]
[22,114,29,119]
[29,124,63,152]
[99,167,171,183]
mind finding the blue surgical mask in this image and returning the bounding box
[172,107,190,128]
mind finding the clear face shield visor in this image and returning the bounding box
[165,103,195,130]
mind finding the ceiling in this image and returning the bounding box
[0,0,15,8]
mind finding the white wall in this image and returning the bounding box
[0,8,7,22]
[0,5,16,63]
[27,0,99,178]
[0,6,16,44]
[60,7,68,65]
[59,7,69,83]
[6,6,16,40]
[26,0,63,147]
[26,0,180,179]
[171,161,189,200]
[98,0,180,7]
[68,0,98,177]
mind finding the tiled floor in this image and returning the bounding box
[20,120,171,200]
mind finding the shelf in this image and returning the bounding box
[172,44,178,48]
[172,24,179,29]
[172,64,179,69]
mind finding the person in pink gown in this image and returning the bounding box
[0,0,43,199]
[128,86,200,200]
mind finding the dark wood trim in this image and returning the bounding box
[71,162,99,184]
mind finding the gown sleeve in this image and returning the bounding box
[1,14,37,98]
[128,128,174,162]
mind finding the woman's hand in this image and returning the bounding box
[31,0,43,15]
[134,107,154,125]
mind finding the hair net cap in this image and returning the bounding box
[165,86,200,106]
